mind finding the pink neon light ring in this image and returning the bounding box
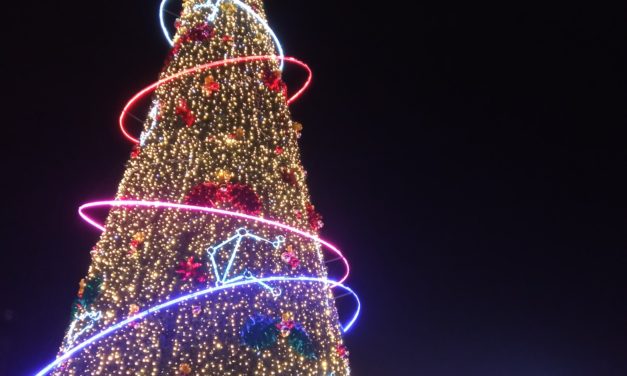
[120,55,312,144]
[79,200,350,285]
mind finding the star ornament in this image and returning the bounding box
[176,257,207,282]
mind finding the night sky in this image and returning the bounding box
[2,1,627,375]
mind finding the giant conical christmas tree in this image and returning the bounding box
[37,0,359,375]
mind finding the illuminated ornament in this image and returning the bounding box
[176,257,207,283]
[130,145,141,159]
[220,2,237,14]
[185,23,215,43]
[306,203,324,231]
[129,232,146,253]
[176,98,195,127]
[179,363,192,375]
[275,314,294,339]
[263,69,288,98]
[281,312,294,323]
[192,305,202,317]
[216,169,233,183]
[281,248,300,270]
[222,35,234,45]
[289,257,300,269]
[280,328,291,338]
[274,146,284,155]
[71,276,103,317]
[292,122,303,133]
[203,75,220,96]
[132,231,146,242]
[128,304,140,316]
[77,279,86,299]
[336,344,349,359]
[227,128,245,143]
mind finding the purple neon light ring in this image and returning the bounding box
[34,276,360,376]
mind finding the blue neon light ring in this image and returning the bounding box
[34,277,360,376]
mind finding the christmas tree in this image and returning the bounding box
[36,0,359,375]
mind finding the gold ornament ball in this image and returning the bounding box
[132,232,146,242]
[179,363,192,375]
[282,311,294,322]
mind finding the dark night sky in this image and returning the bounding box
[2,1,627,375]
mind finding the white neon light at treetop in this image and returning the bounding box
[159,0,285,70]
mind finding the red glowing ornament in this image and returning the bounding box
[184,181,262,216]
[336,344,349,359]
[306,203,324,231]
[263,69,288,98]
[222,35,234,44]
[176,98,195,127]
[276,312,296,337]
[185,23,215,43]
[129,232,146,256]
[176,257,206,282]
[274,146,284,155]
[203,75,220,96]
[130,145,141,159]
[281,245,300,270]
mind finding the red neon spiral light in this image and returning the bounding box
[79,200,350,285]
[120,55,312,144]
